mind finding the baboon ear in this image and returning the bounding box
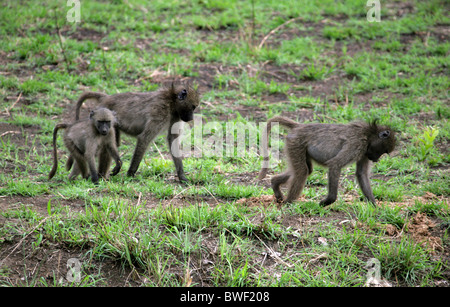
[89,110,95,119]
[379,130,390,139]
[178,89,187,101]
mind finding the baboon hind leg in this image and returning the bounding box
[271,171,291,203]
[127,128,163,177]
[284,167,309,204]
[66,155,74,171]
[284,148,310,204]
[127,136,151,177]
[68,160,88,180]
[98,149,112,179]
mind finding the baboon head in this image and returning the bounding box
[366,122,396,162]
[90,107,116,136]
[171,84,200,122]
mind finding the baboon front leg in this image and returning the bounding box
[320,167,341,206]
[105,128,122,177]
[167,130,187,183]
[356,157,376,205]
[108,144,122,176]
[86,155,99,185]
[271,171,291,203]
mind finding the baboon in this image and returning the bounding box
[74,84,200,182]
[259,116,396,206]
[49,107,122,184]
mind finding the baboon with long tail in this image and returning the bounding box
[259,116,396,206]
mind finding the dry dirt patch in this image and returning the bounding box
[407,211,444,252]
[236,194,279,208]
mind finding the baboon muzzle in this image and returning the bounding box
[180,113,194,122]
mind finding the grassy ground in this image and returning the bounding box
[0,0,449,287]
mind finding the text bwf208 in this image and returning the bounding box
[225,291,270,302]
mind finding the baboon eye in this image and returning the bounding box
[178,89,187,100]
[98,121,111,127]
[379,130,390,138]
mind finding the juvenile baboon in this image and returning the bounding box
[74,83,200,182]
[49,107,122,184]
[259,116,396,206]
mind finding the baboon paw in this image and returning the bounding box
[111,161,122,176]
[178,175,188,183]
[367,199,378,206]
[319,199,335,206]
[275,197,284,204]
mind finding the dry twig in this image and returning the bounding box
[258,17,303,49]
[54,11,71,73]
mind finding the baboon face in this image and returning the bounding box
[175,86,199,122]
[96,120,111,135]
[90,108,115,136]
[366,129,396,162]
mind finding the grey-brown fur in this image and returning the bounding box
[49,107,122,184]
[74,84,200,182]
[259,116,396,206]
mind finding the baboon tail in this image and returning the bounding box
[48,124,67,180]
[75,92,106,120]
[258,116,299,180]
[267,116,299,130]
